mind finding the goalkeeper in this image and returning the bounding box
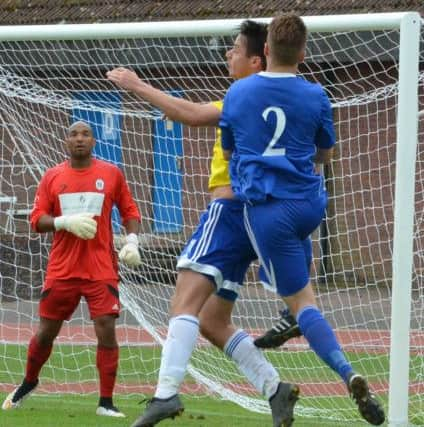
[2,121,141,418]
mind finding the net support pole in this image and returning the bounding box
[388,12,421,427]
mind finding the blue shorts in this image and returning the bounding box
[177,198,258,301]
[244,196,326,297]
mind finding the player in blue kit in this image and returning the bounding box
[220,14,385,426]
[109,21,300,427]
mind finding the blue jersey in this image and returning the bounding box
[219,72,335,203]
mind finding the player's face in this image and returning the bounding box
[226,34,260,80]
[66,124,95,160]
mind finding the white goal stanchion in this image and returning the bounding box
[0,12,422,425]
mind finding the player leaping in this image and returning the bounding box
[106,24,301,351]
[220,14,385,426]
[108,21,300,427]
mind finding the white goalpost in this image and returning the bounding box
[0,12,422,426]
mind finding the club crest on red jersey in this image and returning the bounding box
[96,179,104,191]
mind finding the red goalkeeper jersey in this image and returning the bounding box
[30,159,141,281]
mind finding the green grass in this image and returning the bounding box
[0,344,422,426]
[0,394,379,427]
[0,344,162,385]
[3,343,422,385]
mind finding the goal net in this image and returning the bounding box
[0,13,422,424]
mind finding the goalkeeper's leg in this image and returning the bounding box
[92,299,125,418]
[2,317,62,410]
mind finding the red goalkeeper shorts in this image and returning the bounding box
[39,278,120,320]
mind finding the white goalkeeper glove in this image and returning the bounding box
[54,213,97,240]
[119,233,141,268]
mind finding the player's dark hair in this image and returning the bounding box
[239,20,268,70]
[268,14,307,66]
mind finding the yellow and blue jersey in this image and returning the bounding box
[208,100,231,190]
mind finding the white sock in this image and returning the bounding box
[224,329,280,399]
[155,314,199,399]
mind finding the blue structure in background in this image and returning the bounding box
[72,91,122,232]
[152,90,184,233]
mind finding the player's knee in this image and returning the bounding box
[170,286,214,317]
[36,318,62,345]
[96,330,117,347]
[199,317,214,341]
[36,330,56,347]
[199,307,216,338]
[169,293,182,314]
[284,284,316,317]
[94,315,117,345]
[199,312,229,341]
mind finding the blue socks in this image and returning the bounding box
[297,306,353,383]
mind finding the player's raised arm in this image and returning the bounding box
[106,67,220,127]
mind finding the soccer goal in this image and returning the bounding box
[0,12,422,426]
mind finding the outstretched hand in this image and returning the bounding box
[106,67,141,91]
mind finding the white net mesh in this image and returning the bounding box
[0,17,423,423]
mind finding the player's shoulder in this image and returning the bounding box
[231,73,259,89]
[93,158,121,173]
[36,162,68,190]
[299,77,327,96]
[92,159,124,182]
[225,75,260,101]
[43,161,67,179]
[294,77,329,106]
[295,75,323,90]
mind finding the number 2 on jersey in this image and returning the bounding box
[262,106,286,156]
